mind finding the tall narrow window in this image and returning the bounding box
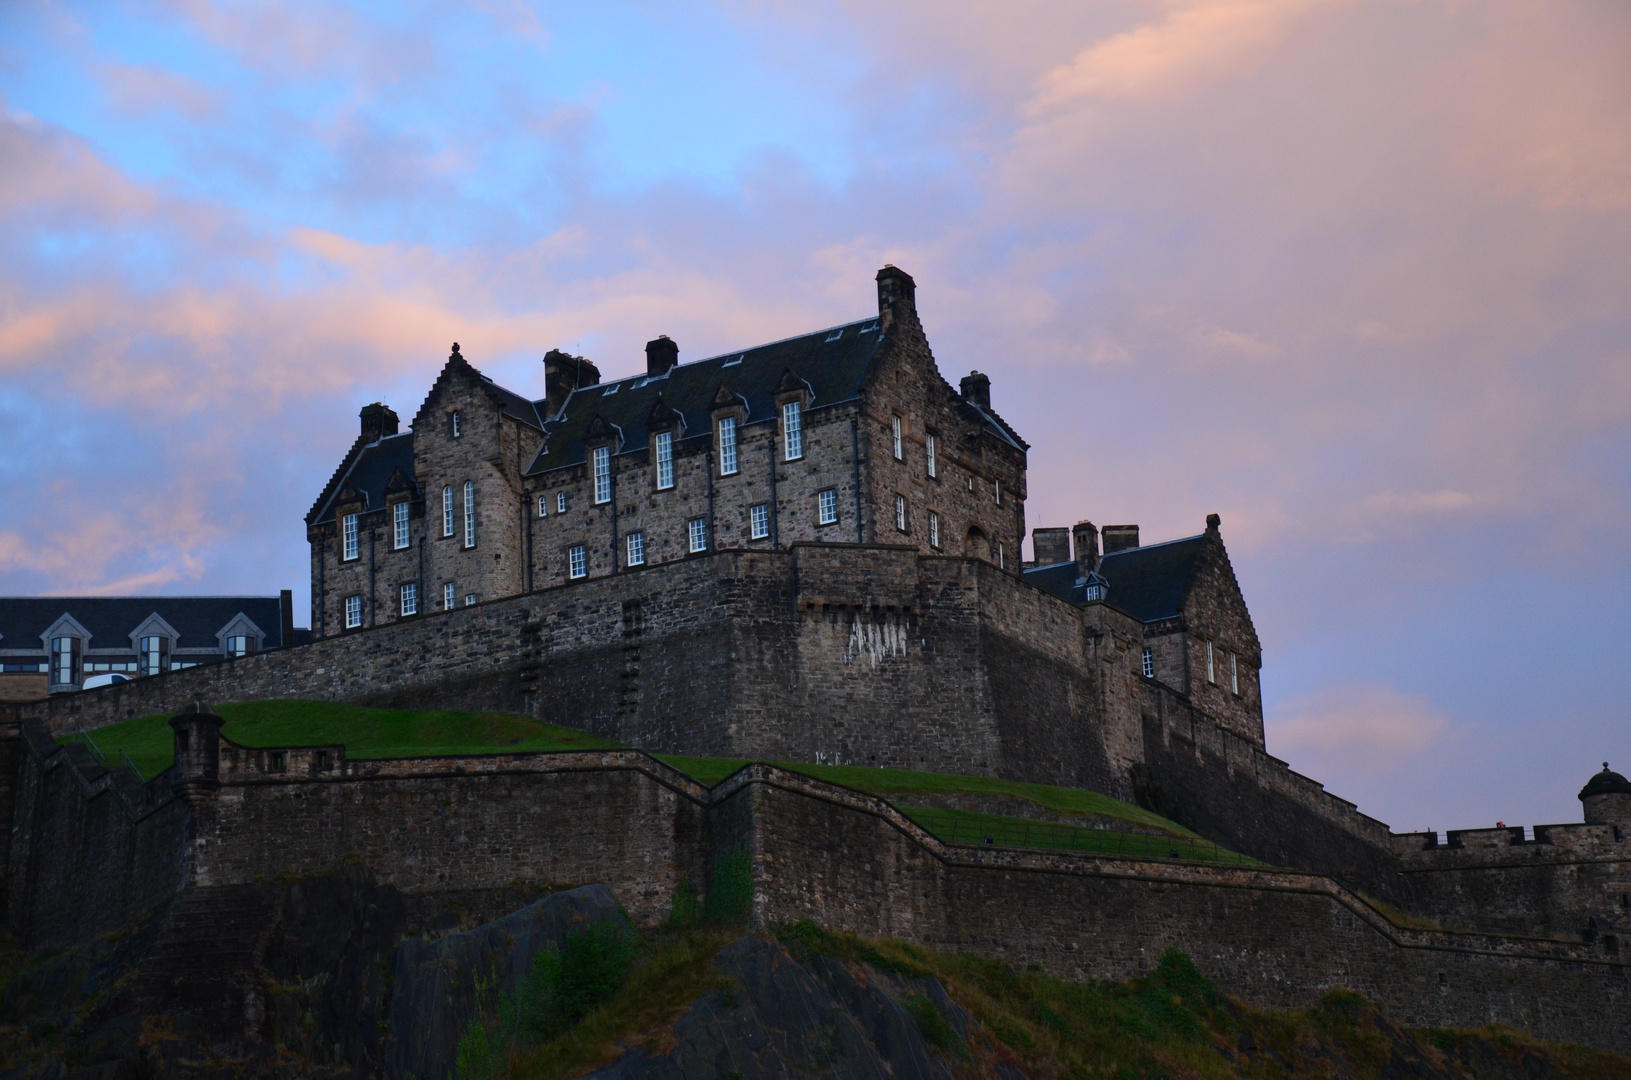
[140,635,169,677]
[750,503,769,540]
[451,410,462,438]
[998,541,1006,570]
[928,511,940,549]
[891,415,903,460]
[688,517,708,553]
[342,513,359,561]
[654,432,674,490]
[393,502,410,550]
[400,582,418,616]
[627,531,645,566]
[894,494,907,532]
[463,481,475,547]
[51,636,79,686]
[818,489,838,525]
[569,544,588,579]
[782,401,802,460]
[1142,648,1155,679]
[718,416,738,476]
[538,495,548,517]
[443,582,456,611]
[593,445,612,504]
[345,595,362,629]
[1231,653,1239,695]
[1206,641,1216,684]
[557,492,567,514]
[926,434,937,478]
[995,479,1003,506]
[443,486,454,536]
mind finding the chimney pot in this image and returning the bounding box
[1031,527,1070,566]
[960,371,991,410]
[646,335,679,377]
[1101,525,1139,554]
[1206,513,1221,532]
[359,402,399,442]
[1072,521,1099,576]
[543,350,600,419]
[875,264,917,330]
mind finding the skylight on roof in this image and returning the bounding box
[825,329,843,342]
[859,321,878,333]
[603,383,619,395]
[722,354,743,366]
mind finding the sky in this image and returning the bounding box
[1,0,1627,834]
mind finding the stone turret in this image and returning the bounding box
[1580,763,1631,826]
[169,699,225,804]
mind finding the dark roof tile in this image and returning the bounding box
[0,596,289,652]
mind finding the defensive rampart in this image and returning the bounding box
[3,721,1627,1052]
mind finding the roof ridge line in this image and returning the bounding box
[1100,532,1207,557]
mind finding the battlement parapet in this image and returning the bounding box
[1393,821,1629,867]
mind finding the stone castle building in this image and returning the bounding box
[305,264,1265,747]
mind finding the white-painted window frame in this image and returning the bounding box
[718,416,738,476]
[750,503,769,539]
[926,433,937,478]
[928,510,940,549]
[400,582,418,616]
[593,445,612,504]
[443,582,456,610]
[817,489,838,525]
[463,481,476,548]
[569,544,587,579]
[627,531,645,566]
[654,431,674,490]
[393,501,410,550]
[782,401,802,460]
[342,513,359,561]
[891,415,903,460]
[688,517,708,553]
[345,595,362,629]
[894,493,907,533]
[443,486,454,536]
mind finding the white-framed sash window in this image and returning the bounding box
[718,416,738,475]
[345,595,362,629]
[593,445,612,504]
[688,517,708,553]
[891,415,903,459]
[443,582,456,610]
[655,431,674,490]
[342,513,359,560]
[627,531,645,566]
[569,544,588,579]
[782,401,802,460]
[463,481,475,547]
[926,434,937,478]
[818,489,837,525]
[750,503,769,539]
[442,486,454,536]
[393,502,410,549]
[400,582,418,616]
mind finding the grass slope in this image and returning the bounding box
[62,700,619,778]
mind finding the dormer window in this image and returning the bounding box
[718,416,738,476]
[782,401,802,460]
[51,636,81,687]
[593,445,612,504]
[654,431,674,490]
[1082,572,1108,602]
[393,502,410,550]
[342,513,359,561]
[226,635,252,658]
[452,410,462,438]
[139,635,169,677]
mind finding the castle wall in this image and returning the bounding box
[725,765,1631,1053]
[1175,535,1264,746]
[1392,824,1631,938]
[3,724,190,947]
[1132,682,1406,898]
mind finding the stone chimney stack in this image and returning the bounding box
[170,700,225,804]
[1101,525,1140,554]
[646,335,679,377]
[1073,521,1099,576]
[876,264,917,332]
[1031,527,1070,566]
[960,371,991,410]
[542,349,601,419]
[359,403,398,443]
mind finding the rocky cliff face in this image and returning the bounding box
[1,876,1625,1080]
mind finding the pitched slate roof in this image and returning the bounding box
[307,432,418,526]
[1022,533,1208,623]
[0,596,289,652]
[527,318,887,474]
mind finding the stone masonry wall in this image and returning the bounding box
[1176,531,1264,746]
[1392,823,1631,938]
[1133,682,1405,898]
[726,765,1631,1053]
[3,724,190,947]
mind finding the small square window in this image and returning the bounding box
[750,503,769,540]
[818,489,838,526]
[1142,647,1154,679]
[688,518,708,553]
[400,582,418,616]
[928,510,940,549]
[894,493,907,532]
[345,595,362,629]
[465,593,477,607]
[627,531,645,566]
[569,544,587,579]
[443,582,456,610]
[557,492,567,514]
